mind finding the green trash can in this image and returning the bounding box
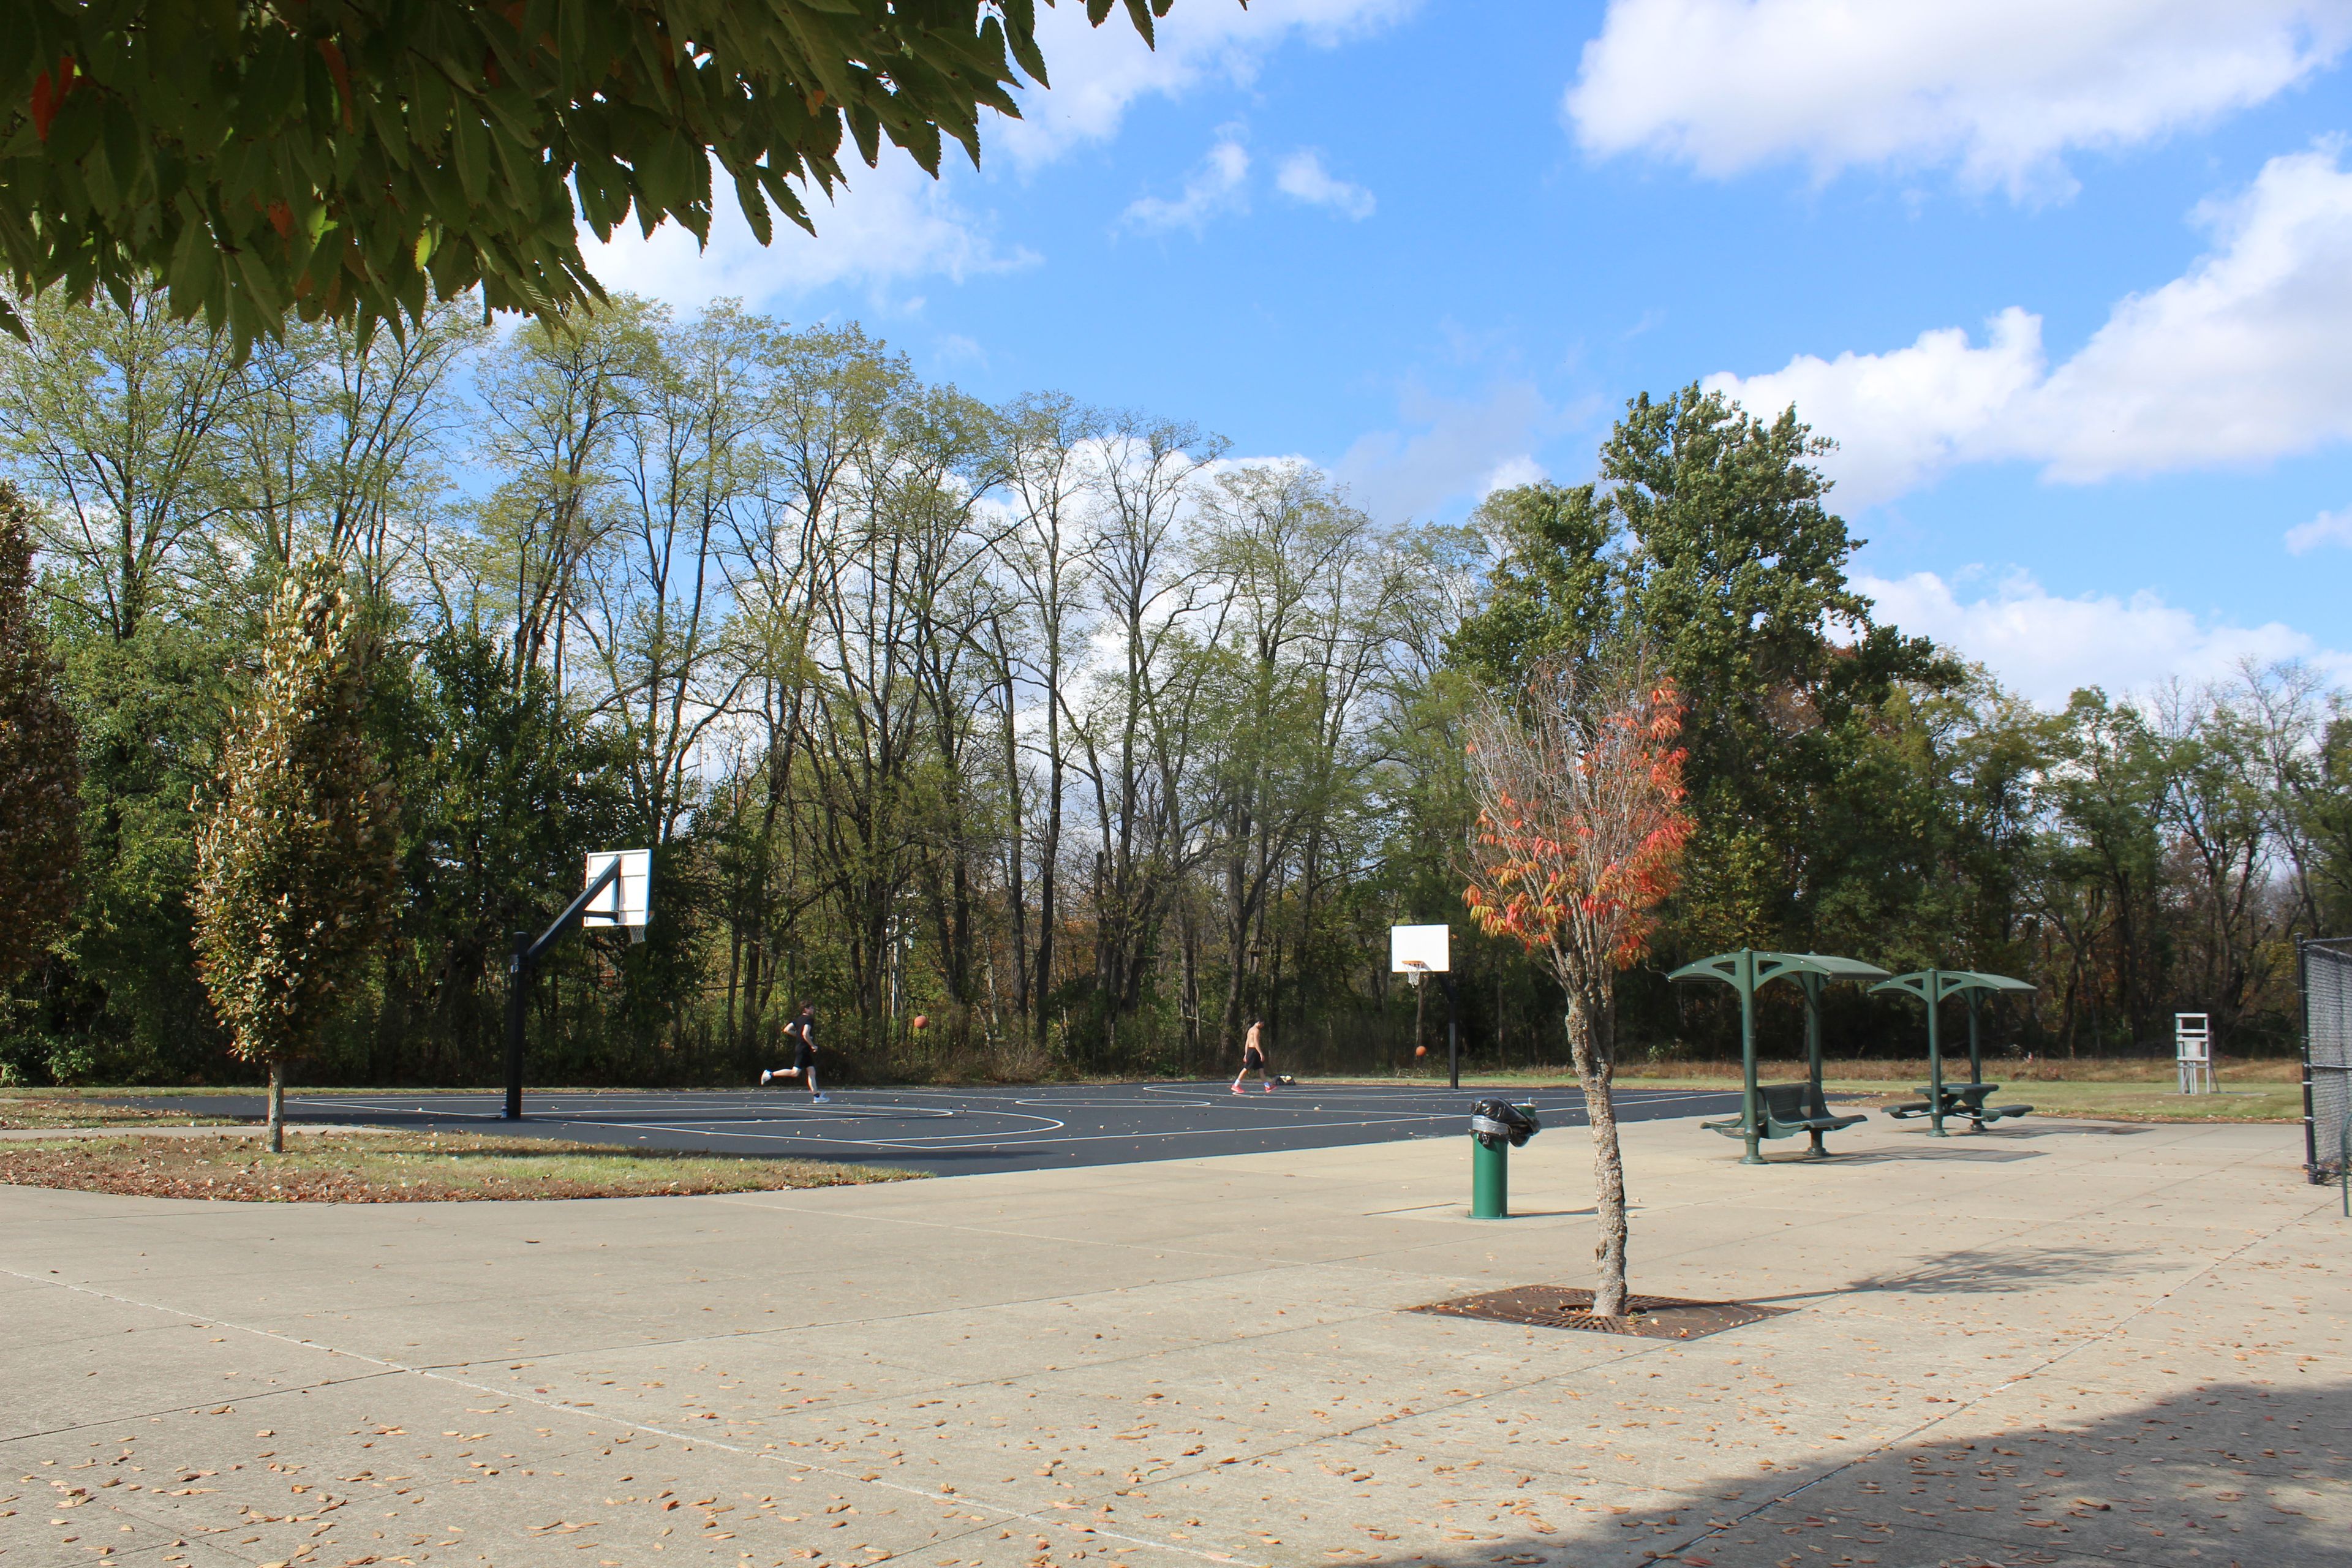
[1468,1099,1541,1219]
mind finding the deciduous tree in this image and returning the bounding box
[193,560,398,1150]
[1463,654,1691,1316]
[2,1,1196,347]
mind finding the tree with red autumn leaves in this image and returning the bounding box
[1463,652,1692,1316]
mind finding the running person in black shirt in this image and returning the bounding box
[760,1005,829,1103]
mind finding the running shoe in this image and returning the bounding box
[760,1070,772,1085]
[812,1094,831,1104]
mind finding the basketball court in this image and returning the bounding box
[119,1080,1745,1175]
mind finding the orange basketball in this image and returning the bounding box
[911,1014,929,1031]
[1415,1045,1427,1058]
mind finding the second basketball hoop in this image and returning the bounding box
[1390,924,1458,1089]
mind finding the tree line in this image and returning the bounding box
[0,288,2342,1089]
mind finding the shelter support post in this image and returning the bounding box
[1800,973,1828,1156]
[1800,972,1826,1092]
[1926,967,1948,1137]
[1966,990,1985,1085]
[1738,949,1763,1165]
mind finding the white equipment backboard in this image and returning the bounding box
[583,850,653,929]
[1390,923,1450,974]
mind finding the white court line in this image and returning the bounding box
[0,1265,1257,1568]
[530,1114,1074,1150]
[280,1089,1744,1158]
[293,1095,971,1123]
[552,1110,1565,1153]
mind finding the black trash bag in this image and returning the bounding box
[1469,1098,1541,1150]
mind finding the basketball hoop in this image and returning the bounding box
[1389,924,1455,1087]
[1389,924,1449,974]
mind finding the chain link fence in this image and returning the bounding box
[2301,938,2352,1185]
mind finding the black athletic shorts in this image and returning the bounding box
[1242,1049,1265,1071]
[792,1039,816,1071]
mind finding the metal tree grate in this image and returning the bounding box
[1409,1285,1791,1340]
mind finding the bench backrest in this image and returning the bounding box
[1759,1082,1812,1120]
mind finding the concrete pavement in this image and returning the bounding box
[2,1113,2343,1567]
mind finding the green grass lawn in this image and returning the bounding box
[1842,1077,2302,1122]
[0,1131,922,1202]
[1316,1058,2304,1123]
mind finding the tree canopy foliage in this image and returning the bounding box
[1,0,1185,347]
[1463,653,1691,1316]
[192,560,398,1094]
[0,292,2342,1091]
[0,481,81,983]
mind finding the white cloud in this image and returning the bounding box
[997,0,1418,168]
[1121,137,1251,233]
[1860,568,2346,704]
[1480,455,1548,496]
[576,0,1413,301]
[1710,309,2047,507]
[1566,0,2352,194]
[1275,151,1377,219]
[2286,504,2352,552]
[580,157,1036,309]
[1333,382,1560,521]
[1703,145,2352,505]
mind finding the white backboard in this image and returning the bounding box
[1390,923,1450,974]
[583,850,653,929]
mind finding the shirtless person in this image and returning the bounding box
[1231,1019,1273,1094]
[760,1004,829,1103]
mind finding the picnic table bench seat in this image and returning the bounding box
[1702,1080,1866,1158]
[1885,1080,2034,1128]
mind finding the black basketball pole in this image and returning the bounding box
[504,858,625,1121]
[502,930,529,1120]
[1444,972,1460,1090]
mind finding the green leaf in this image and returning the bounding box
[732,168,772,246]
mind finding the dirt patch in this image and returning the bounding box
[0,1131,921,1202]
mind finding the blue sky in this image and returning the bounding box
[585,1,2352,706]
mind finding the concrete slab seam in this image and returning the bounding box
[2,1365,410,1446]
[0,1261,1270,1568]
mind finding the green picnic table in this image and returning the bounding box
[1873,968,2037,1135]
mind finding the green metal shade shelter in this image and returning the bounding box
[1869,969,2036,1136]
[1667,951,1891,1164]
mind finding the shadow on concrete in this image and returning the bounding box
[1330,1379,2346,1567]
[1846,1243,2152,1297]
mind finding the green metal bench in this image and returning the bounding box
[1703,1080,1865,1158]
[1669,950,1890,1164]
[1886,1080,2033,1130]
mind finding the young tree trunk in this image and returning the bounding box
[266,1061,286,1156]
[1565,983,1628,1316]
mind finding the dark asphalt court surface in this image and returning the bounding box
[121,1082,1746,1177]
